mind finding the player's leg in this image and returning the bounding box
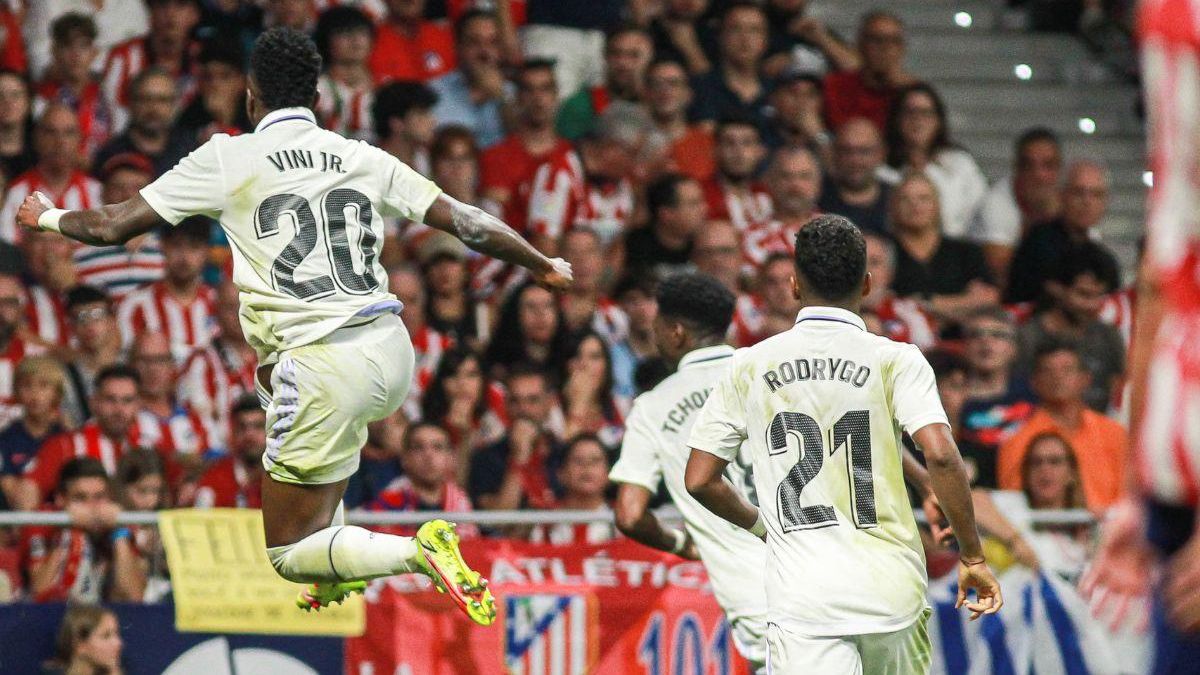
[766,623,860,675]
[853,609,932,675]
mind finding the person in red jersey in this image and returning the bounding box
[192,395,265,509]
[741,145,822,271]
[368,0,456,83]
[1083,1,1200,666]
[129,332,215,481]
[100,0,201,115]
[21,230,78,352]
[35,14,117,161]
[0,274,48,427]
[369,422,478,538]
[701,118,771,234]
[822,10,915,133]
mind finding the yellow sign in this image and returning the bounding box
[159,508,365,636]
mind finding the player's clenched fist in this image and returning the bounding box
[16,191,54,234]
[535,257,573,291]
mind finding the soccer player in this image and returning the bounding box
[16,28,572,626]
[612,271,954,673]
[683,215,1001,672]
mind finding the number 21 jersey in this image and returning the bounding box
[688,306,948,636]
[139,107,441,364]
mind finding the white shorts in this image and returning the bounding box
[766,610,932,675]
[260,314,414,485]
[731,615,768,673]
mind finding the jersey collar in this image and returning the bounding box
[255,107,318,133]
[678,344,735,370]
[794,306,866,331]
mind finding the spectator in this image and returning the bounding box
[19,230,78,351]
[0,103,101,244]
[521,0,622,100]
[960,307,1036,473]
[997,339,1128,510]
[128,332,214,479]
[116,218,216,363]
[755,252,801,340]
[421,346,507,478]
[701,118,770,234]
[173,34,251,146]
[626,173,705,279]
[480,60,570,227]
[113,448,170,601]
[35,14,116,161]
[428,125,485,209]
[23,1,148,80]
[313,6,376,141]
[369,422,479,538]
[1017,432,1092,581]
[860,232,938,350]
[0,7,24,76]
[691,220,742,293]
[431,10,511,148]
[647,0,716,76]
[560,227,624,340]
[888,173,998,327]
[527,102,650,252]
[60,286,121,428]
[823,11,915,133]
[369,0,456,84]
[530,434,616,544]
[470,364,565,509]
[485,282,570,379]
[884,82,987,238]
[817,117,893,234]
[610,273,660,399]
[0,273,48,423]
[763,70,831,154]
[0,357,66,508]
[43,605,125,674]
[922,349,991,484]
[192,395,264,509]
[970,128,1063,283]
[762,0,859,77]
[390,265,453,420]
[371,80,437,178]
[645,59,715,183]
[0,70,34,180]
[21,457,145,602]
[73,153,165,300]
[692,3,771,132]
[264,0,316,32]
[556,25,653,141]
[93,69,192,176]
[1015,242,1125,412]
[560,332,627,447]
[344,407,407,509]
[741,145,821,270]
[178,280,257,450]
[416,230,480,348]
[101,0,201,117]
[1006,159,1120,305]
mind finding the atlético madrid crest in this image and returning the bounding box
[504,594,599,675]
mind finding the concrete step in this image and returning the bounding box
[812,1,1000,32]
[949,108,1143,137]
[934,81,1140,113]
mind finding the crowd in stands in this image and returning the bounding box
[0,0,1137,607]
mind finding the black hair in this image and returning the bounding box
[58,457,109,495]
[925,348,968,381]
[1015,127,1060,158]
[715,116,762,142]
[51,12,96,44]
[483,281,572,376]
[249,27,321,110]
[557,432,610,467]
[1033,336,1083,368]
[605,22,652,48]
[313,6,374,63]
[646,173,693,219]
[793,214,867,302]
[506,362,554,390]
[372,81,438,139]
[401,421,451,453]
[517,58,557,89]
[454,9,498,43]
[231,393,264,419]
[115,448,165,490]
[160,216,211,244]
[656,272,736,339]
[199,31,247,71]
[558,331,618,421]
[885,82,953,168]
[65,285,110,313]
[421,346,489,425]
[634,357,671,393]
[95,364,141,391]
[612,271,659,300]
[966,305,1014,327]
[1053,242,1121,294]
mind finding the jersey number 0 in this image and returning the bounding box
[254,189,380,299]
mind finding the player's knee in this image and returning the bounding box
[266,542,305,582]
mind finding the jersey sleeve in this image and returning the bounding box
[140,137,226,224]
[687,359,749,462]
[378,150,442,222]
[609,396,664,492]
[889,344,950,436]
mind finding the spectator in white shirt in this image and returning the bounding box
[23,0,149,79]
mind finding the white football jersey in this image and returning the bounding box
[688,307,947,637]
[139,107,441,363]
[609,344,768,633]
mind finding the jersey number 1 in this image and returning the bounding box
[767,410,876,532]
[254,189,379,299]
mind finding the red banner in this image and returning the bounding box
[346,538,752,675]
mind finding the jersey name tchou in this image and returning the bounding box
[761,357,872,392]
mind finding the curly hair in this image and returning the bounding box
[656,272,735,339]
[793,214,867,302]
[250,27,322,110]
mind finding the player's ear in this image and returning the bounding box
[790,274,801,301]
[310,88,320,111]
[862,271,872,298]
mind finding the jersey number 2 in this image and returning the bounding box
[254,189,379,299]
[767,410,876,532]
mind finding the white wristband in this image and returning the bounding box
[38,208,66,234]
[749,513,767,538]
[668,529,687,554]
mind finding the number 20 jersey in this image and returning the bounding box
[139,107,441,364]
[688,306,948,637]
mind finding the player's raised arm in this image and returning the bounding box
[16,190,162,246]
[423,192,572,290]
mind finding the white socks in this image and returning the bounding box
[266,502,422,583]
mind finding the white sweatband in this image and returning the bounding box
[38,209,66,234]
[749,513,767,538]
[668,529,687,554]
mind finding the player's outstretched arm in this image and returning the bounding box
[17,191,162,246]
[912,423,1004,620]
[613,483,699,559]
[685,448,765,538]
[423,193,572,290]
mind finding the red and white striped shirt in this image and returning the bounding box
[701,177,773,233]
[134,406,214,458]
[871,295,939,351]
[177,342,257,448]
[729,293,767,347]
[526,150,634,246]
[116,282,218,364]
[100,36,199,112]
[23,285,70,349]
[0,336,46,428]
[315,74,374,142]
[401,324,455,420]
[73,238,165,301]
[34,79,118,160]
[0,169,102,244]
[190,455,261,509]
[22,421,176,502]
